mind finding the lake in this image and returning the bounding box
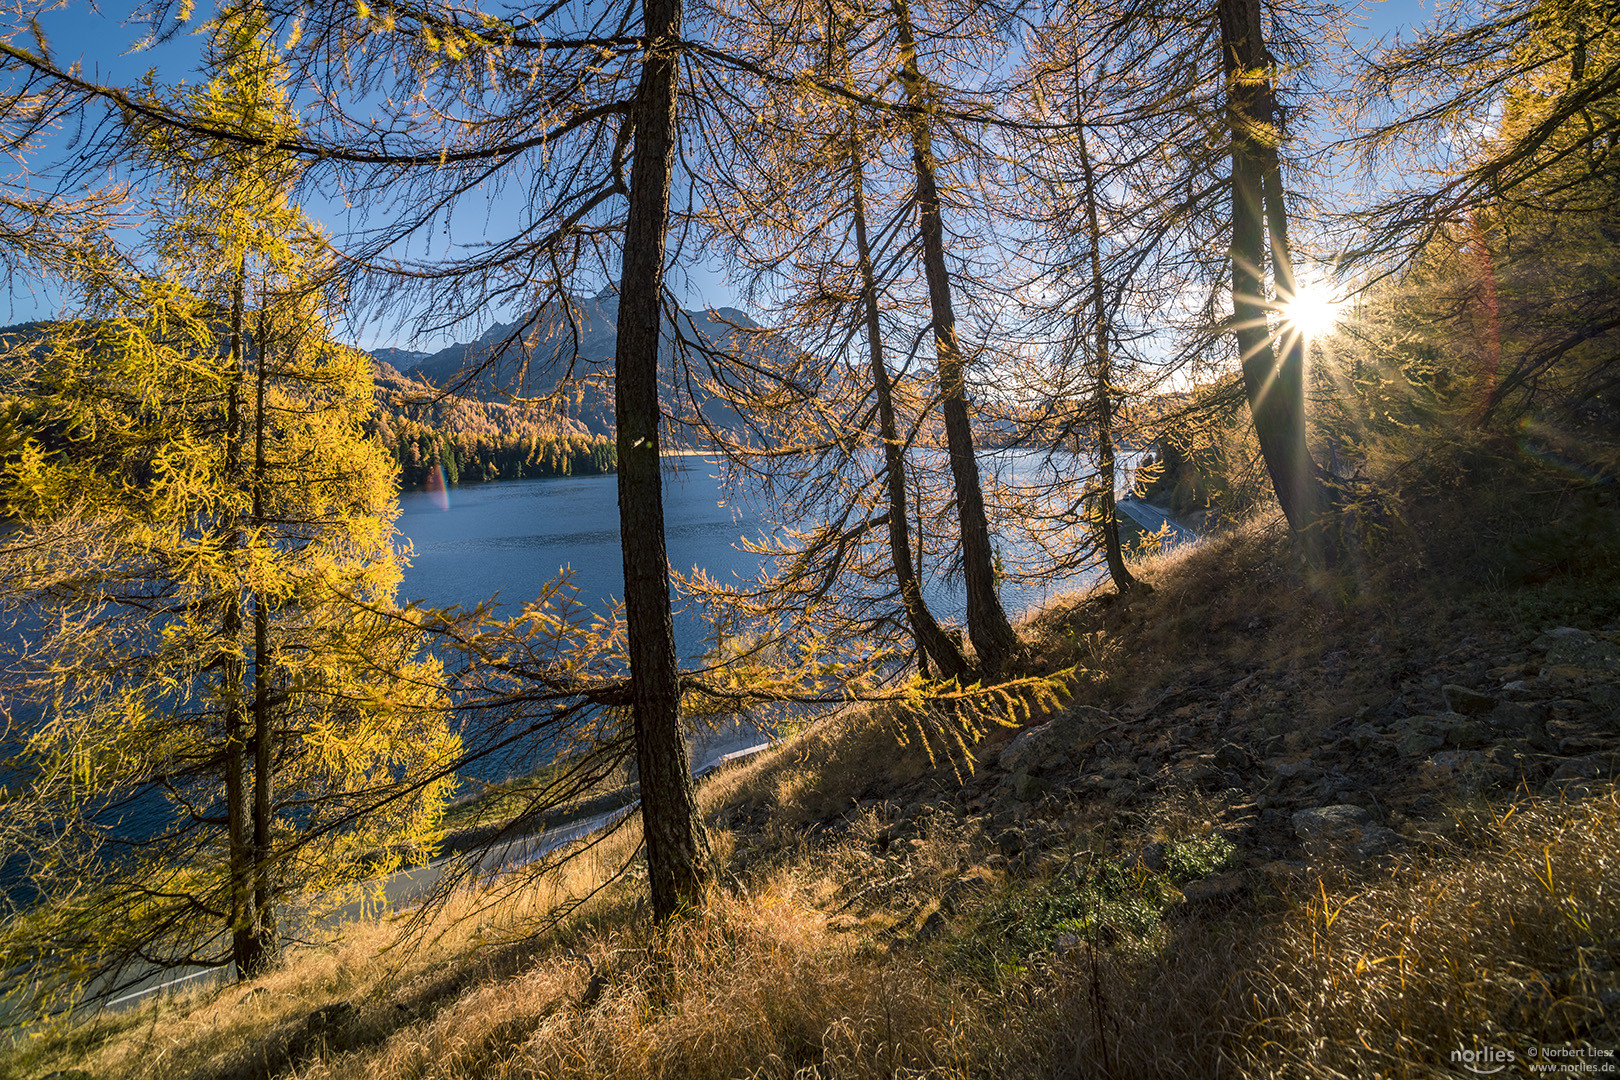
[394,452,1107,659]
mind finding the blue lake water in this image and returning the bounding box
[394,453,1106,657]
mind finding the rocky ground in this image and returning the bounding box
[717,591,1620,919]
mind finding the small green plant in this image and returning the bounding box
[957,857,1181,979]
[1162,834,1238,885]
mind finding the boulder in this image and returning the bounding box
[1292,804,1372,841]
[1438,717,1489,749]
[1394,717,1446,757]
[1535,628,1620,672]
[1485,700,1544,733]
[1213,742,1252,770]
[1178,870,1251,906]
[1550,756,1606,782]
[1007,770,1051,802]
[305,1001,358,1036]
[1346,724,1387,750]
[1442,684,1496,715]
[1000,704,1110,774]
[1127,842,1166,873]
[1292,804,1402,860]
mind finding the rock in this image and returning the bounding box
[1429,749,1485,772]
[1535,628,1620,672]
[1394,717,1446,757]
[1346,724,1387,750]
[1178,870,1251,906]
[1533,626,1591,649]
[1000,704,1110,774]
[1259,859,1309,883]
[1213,742,1252,770]
[1485,700,1543,733]
[940,874,990,912]
[1540,664,1602,690]
[1291,804,1402,860]
[1543,778,1597,801]
[1588,683,1620,722]
[1270,759,1321,783]
[1550,756,1606,782]
[1008,770,1051,802]
[1128,842,1166,873]
[913,907,949,940]
[305,1001,358,1036]
[295,1001,360,1056]
[1442,684,1496,715]
[1292,804,1372,840]
[1438,718,1488,749]
[1423,750,1506,792]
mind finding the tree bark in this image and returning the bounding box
[222,254,261,978]
[893,0,1017,675]
[1218,0,1327,540]
[1074,124,1139,596]
[246,306,277,975]
[616,0,710,922]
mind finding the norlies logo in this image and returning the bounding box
[1453,1046,1515,1075]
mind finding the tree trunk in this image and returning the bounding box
[1074,124,1139,596]
[616,0,710,922]
[222,254,261,978]
[1218,0,1326,541]
[893,0,1017,675]
[246,307,277,975]
[843,70,968,680]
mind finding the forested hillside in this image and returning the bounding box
[367,293,766,442]
[371,363,615,486]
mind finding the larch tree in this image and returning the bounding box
[1217,0,1333,542]
[1349,0,1620,422]
[891,0,1019,673]
[1000,21,1158,599]
[992,0,1345,550]
[0,8,457,1005]
[2,0,723,921]
[688,0,971,681]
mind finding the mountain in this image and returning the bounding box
[368,293,769,441]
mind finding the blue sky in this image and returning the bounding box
[5,0,1431,349]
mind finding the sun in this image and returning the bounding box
[1281,283,1346,340]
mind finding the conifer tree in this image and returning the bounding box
[691,0,971,680]
[0,7,457,1004]
[890,0,1019,673]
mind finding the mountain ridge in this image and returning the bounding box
[366,295,767,440]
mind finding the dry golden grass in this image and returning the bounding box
[700,701,978,837]
[1241,789,1620,1077]
[10,502,1620,1080]
[35,779,1616,1080]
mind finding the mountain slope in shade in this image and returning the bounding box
[369,293,768,440]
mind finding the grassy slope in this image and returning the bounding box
[8,446,1620,1080]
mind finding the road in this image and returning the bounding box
[1115,497,1200,547]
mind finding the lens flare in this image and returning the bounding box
[1282,284,1345,340]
